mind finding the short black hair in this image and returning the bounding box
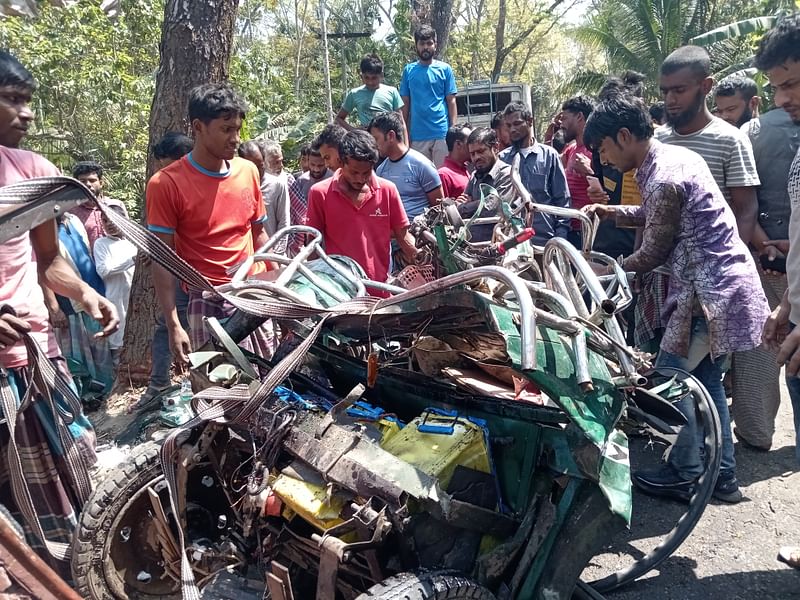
[0,50,35,90]
[715,75,758,102]
[368,111,405,142]
[445,124,471,151]
[153,131,194,160]
[648,101,666,123]
[308,147,322,158]
[238,140,263,158]
[339,130,379,165]
[491,111,504,129]
[188,83,248,124]
[312,123,347,152]
[299,143,311,157]
[661,45,711,79]
[467,126,498,147]
[584,94,654,151]
[754,13,800,71]
[502,101,532,122]
[561,95,595,120]
[360,54,383,75]
[73,161,104,180]
[598,70,646,100]
[414,25,436,43]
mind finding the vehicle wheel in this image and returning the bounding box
[587,367,722,592]
[71,441,180,600]
[355,570,496,600]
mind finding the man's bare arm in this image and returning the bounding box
[728,186,758,245]
[31,220,118,336]
[426,186,444,207]
[149,230,191,365]
[446,94,457,127]
[401,97,411,143]
[335,108,355,132]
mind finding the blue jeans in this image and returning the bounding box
[655,318,735,479]
[149,285,189,389]
[784,323,800,465]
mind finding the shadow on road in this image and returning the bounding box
[606,560,800,599]
[735,443,799,487]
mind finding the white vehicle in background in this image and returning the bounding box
[455,80,532,129]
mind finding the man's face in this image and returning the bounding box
[767,59,800,125]
[266,151,284,175]
[319,143,341,170]
[560,110,583,143]
[101,214,121,238]
[0,85,34,148]
[240,147,265,179]
[308,154,327,179]
[660,67,710,128]
[300,153,310,172]
[714,92,755,127]
[77,172,103,197]
[452,130,472,164]
[339,158,373,193]
[597,132,636,173]
[369,128,393,159]
[503,111,532,145]
[468,141,497,175]
[361,72,382,91]
[415,38,436,61]
[194,113,242,161]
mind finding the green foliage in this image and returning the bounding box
[690,16,778,46]
[0,0,163,217]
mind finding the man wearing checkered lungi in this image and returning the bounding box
[146,83,271,366]
[0,51,118,575]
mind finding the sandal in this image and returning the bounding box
[778,546,800,569]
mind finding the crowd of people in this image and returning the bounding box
[0,9,798,582]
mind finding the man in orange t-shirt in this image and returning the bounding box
[146,83,268,365]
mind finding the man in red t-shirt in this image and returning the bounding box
[146,83,268,365]
[438,124,471,198]
[307,130,416,294]
[559,95,596,247]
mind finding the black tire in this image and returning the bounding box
[355,570,496,600]
[71,441,180,600]
[588,367,722,593]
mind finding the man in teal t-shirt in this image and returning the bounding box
[336,54,406,133]
[399,25,458,168]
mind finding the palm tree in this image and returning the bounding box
[569,0,737,99]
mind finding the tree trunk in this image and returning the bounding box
[116,0,240,388]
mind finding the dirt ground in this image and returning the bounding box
[584,375,800,600]
[91,377,800,600]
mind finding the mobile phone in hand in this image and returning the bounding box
[760,253,786,273]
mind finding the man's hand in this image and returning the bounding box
[582,203,616,220]
[0,311,31,348]
[762,239,790,255]
[79,289,119,338]
[573,153,593,176]
[455,193,470,205]
[47,306,69,329]
[777,326,800,377]
[763,301,791,351]
[168,324,192,369]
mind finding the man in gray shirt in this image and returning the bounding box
[458,127,514,242]
[499,101,570,246]
[295,147,333,200]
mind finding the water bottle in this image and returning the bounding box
[179,378,193,407]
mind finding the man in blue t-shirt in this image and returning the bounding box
[399,25,457,168]
[369,111,443,220]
